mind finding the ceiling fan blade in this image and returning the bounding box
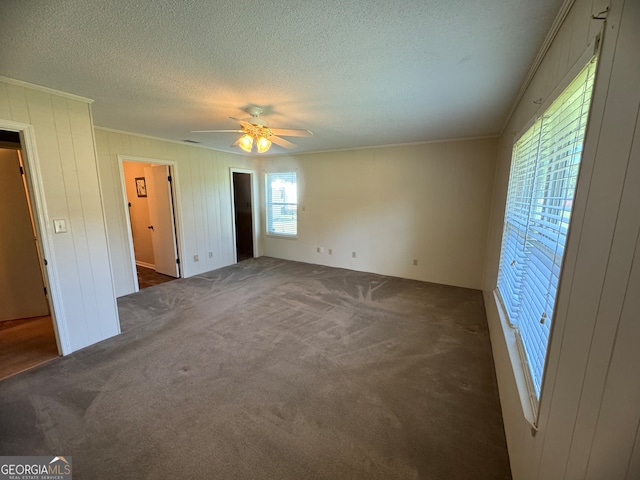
[269,135,297,149]
[269,128,313,137]
[230,137,241,147]
[190,129,244,133]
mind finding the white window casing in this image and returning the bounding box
[497,57,597,404]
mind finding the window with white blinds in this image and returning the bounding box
[266,172,297,236]
[497,57,597,399]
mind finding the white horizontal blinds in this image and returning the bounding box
[497,57,597,397]
[266,172,297,236]
[497,121,541,322]
[519,59,597,394]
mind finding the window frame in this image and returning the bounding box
[265,171,298,238]
[496,55,598,415]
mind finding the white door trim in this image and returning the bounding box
[229,168,259,262]
[0,120,69,354]
[117,155,185,291]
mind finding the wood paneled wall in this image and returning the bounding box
[482,0,640,478]
[0,79,120,354]
[95,128,259,297]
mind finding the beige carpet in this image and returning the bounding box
[0,257,510,479]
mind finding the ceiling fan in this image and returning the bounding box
[191,106,312,154]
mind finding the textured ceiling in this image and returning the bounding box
[0,0,563,155]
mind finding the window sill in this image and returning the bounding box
[492,289,539,432]
[265,233,298,239]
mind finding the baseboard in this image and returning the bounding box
[135,261,155,270]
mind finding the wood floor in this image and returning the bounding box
[0,315,59,381]
[136,265,177,289]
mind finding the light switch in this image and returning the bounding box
[53,219,67,234]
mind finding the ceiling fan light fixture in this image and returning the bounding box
[238,134,253,153]
[193,106,308,152]
[256,136,272,153]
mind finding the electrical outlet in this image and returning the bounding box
[316,247,321,253]
[352,251,356,258]
[193,255,199,262]
[328,249,333,255]
[209,252,213,258]
[413,259,418,266]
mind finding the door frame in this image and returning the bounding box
[118,155,185,292]
[0,120,67,354]
[229,168,259,262]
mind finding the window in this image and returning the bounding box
[266,172,297,236]
[497,57,597,400]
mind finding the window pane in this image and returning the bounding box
[266,172,297,236]
[498,120,541,323]
[497,58,597,398]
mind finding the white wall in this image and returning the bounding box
[0,79,120,354]
[482,0,640,478]
[95,128,260,297]
[262,139,497,290]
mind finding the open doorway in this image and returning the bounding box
[230,169,257,263]
[0,130,58,380]
[121,159,181,290]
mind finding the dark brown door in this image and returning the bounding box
[232,172,253,262]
